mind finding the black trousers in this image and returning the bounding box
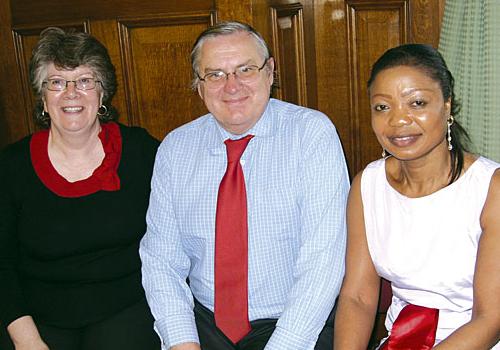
[194,300,335,350]
[0,298,160,350]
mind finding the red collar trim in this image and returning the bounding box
[30,122,122,198]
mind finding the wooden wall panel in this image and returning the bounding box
[0,0,28,148]
[314,0,353,173]
[346,0,409,173]
[215,0,253,23]
[0,0,445,164]
[90,20,129,128]
[270,3,307,106]
[118,13,214,140]
[314,0,443,177]
[1,0,217,146]
[410,0,445,47]
[10,0,214,25]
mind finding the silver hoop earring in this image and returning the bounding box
[447,115,454,151]
[97,105,108,116]
[382,149,387,158]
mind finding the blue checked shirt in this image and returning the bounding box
[140,98,350,349]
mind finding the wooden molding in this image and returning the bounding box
[270,3,307,106]
[346,0,409,171]
[117,11,214,138]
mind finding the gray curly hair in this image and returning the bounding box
[29,27,118,128]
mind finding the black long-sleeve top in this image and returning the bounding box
[0,123,159,328]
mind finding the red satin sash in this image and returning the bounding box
[381,304,439,350]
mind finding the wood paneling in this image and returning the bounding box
[90,20,129,129]
[314,0,352,170]
[0,0,446,165]
[0,0,28,148]
[410,0,445,47]
[314,0,445,177]
[216,0,253,23]
[10,0,213,25]
[117,13,214,139]
[270,3,308,105]
[346,0,408,173]
[1,0,217,146]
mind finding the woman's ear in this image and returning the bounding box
[445,97,452,116]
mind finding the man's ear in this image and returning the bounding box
[197,83,204,100]
[267,57,275,86]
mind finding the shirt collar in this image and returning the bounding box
[207,98,278,153]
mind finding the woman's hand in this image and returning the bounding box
[14,339,49,350]
[7,316,49,350]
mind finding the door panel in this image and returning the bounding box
[117,13,213,140]
[314,0,444,176]
[1,0,215,146]
[347,1,409,174]
[10,0,213,24]
[270,3,308,106]
[1,0,445,174]
[0,0,34,145]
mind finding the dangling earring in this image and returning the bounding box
[41,110,49,119]
[447,115,454,151]
[382,149,387,158]
[97,105,108,116]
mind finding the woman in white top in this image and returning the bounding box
[334,44,500,349]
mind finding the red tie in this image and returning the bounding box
[381,304,439,350]
[214,135,253,343]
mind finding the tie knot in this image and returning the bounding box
[224,135,254,162]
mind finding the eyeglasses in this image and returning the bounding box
[42,78,101,91]
[198,59,269,88]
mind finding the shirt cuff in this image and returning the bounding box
[264,326,316,350]
[155,313,200,349]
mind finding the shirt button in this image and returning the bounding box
[240,160,245,166]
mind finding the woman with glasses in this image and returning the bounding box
[0,28,160,349]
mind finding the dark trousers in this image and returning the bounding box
[194,300,335,350]
[0,298,160,350]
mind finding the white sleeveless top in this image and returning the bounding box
[361,156,499,347]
